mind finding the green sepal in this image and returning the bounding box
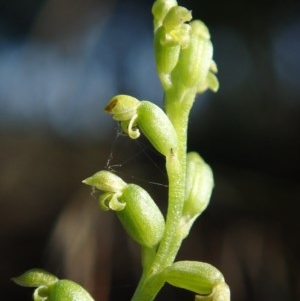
[12,269,58,288]
[82,170,127,193]
[163,261,225,296]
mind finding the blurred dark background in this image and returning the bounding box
[0,0,299,300]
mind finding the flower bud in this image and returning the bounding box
[82,170,127,193]
[171,20,214,90]
[116,184,165,247]
[137,101,177,156]
[183,152,214,218]
[152,0,177,30]
[159,6,191,48]
[83,171,165,247]
[154,26,181,88]
[104,96,177,156]
[179,152,214,238]
[164,261,227,297]
[104,94,141,139]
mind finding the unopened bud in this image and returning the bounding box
[152,0,177,30]
[179,152,214,239]
[171,20,214,90]
[183,152,214,218]
[154,26,181,88]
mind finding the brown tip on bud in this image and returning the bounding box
[104,98,118,113]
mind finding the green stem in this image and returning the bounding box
[131,89,196,301]
[152,91,191,269]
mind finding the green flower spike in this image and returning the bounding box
[14,2,228,301]
[12,269,94,301]
[105,95,177,156]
